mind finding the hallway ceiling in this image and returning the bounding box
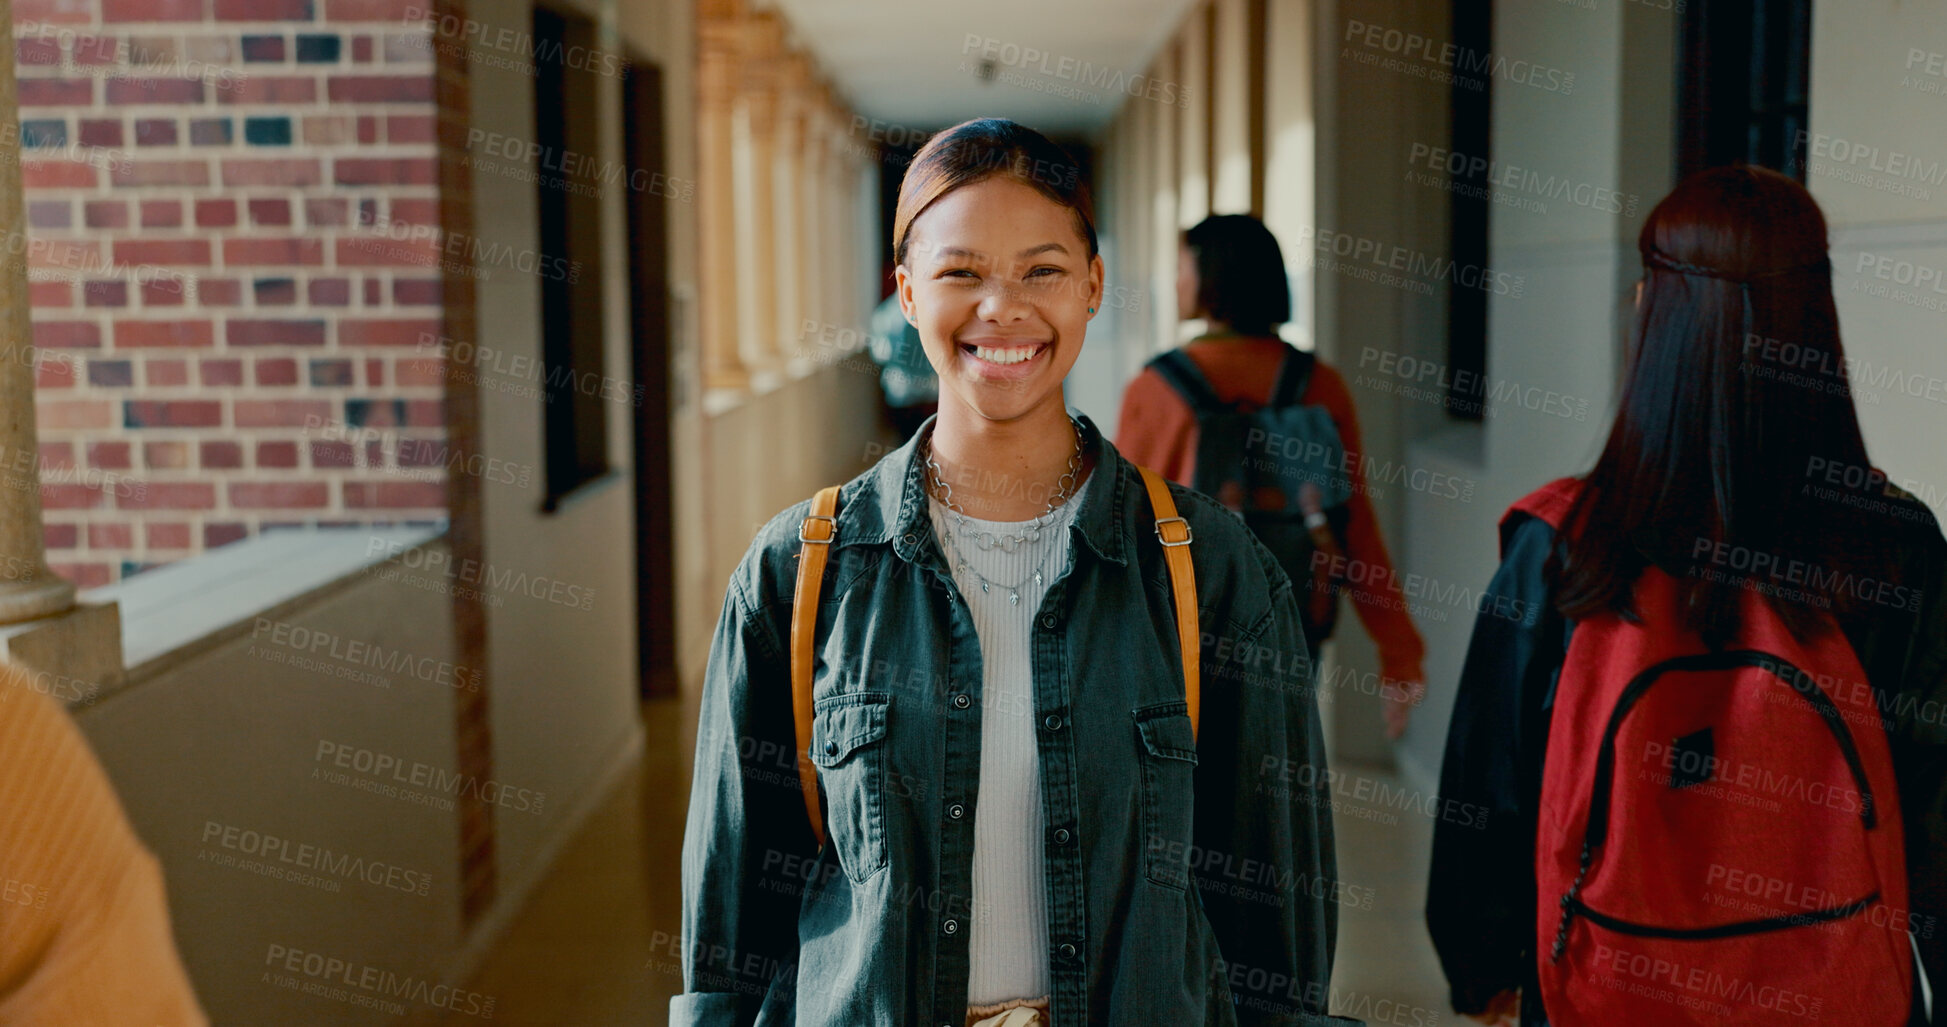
[765,0,1202,140]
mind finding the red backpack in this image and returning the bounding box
[1515,477,1913,1026]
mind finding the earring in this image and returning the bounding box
[1087,306,1095,314]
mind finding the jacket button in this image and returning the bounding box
[1041,614,1057,629]
[903,533,918,545]
[1054,828,1070,844]
[949,804,965,819]
[1044,714,1063,731]
[943,918,959,935]
[952,693,971,709]
[1059,942,1077,959]
[824,741,837,756]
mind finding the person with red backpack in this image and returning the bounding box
[1116,215,1428,739]
[1426,164,1947,1027]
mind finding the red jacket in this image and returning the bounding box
[1115,335,1427,685]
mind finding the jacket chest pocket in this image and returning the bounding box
[1135,700,1199,890]
[810,691,892,884]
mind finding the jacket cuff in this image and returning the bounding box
[1447,979,1510,1017]
[1378,652,1425,689]
[669,991,763,1027]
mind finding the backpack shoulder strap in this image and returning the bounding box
[1148,349,1229,419]
[1266,345,1317,408]
[1505,476,1582,532]
[791,485,841,849]
[1137,465,1201,741]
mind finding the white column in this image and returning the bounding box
[698,17,748,391]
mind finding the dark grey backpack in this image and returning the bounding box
[1149,344,1354,653]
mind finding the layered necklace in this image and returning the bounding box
[922,417,1086,606]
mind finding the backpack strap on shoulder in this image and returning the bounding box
[1506,476,1582,531]
[1149,349,1229,419]
[1267,344,1317,408]
[1138,465,1201,741]
[791,485,841,849]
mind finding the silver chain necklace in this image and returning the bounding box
[932,506,1062,607]
[922,417,1087,605]
[923,416,1085,551]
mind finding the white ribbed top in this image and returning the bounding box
[926,470,1091,1007]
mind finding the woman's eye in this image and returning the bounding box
[1027,266,1063,278]
[939,268,977,280]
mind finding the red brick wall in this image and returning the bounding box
[13,0,446,587]
[428,0,492,927]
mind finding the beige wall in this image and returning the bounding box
[1809,3,1947,522]
[463,0,646,936]
[79,555,465,1025]
[1310,0,1459,765]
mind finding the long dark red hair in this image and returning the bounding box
[1552,165,1901,644]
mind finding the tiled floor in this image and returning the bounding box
[446,699,1451,1026]
[1321,769,1456,1026]
[422,697,689,1026]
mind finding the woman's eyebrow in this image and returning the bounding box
[931,242,1068,262]
[935,246,984,261]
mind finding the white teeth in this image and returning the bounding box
[972,344,1044,365]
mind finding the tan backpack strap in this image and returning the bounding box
[791,486,841,849]
[1137,466,1200,741]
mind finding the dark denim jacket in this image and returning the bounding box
[672,414,1363,1027]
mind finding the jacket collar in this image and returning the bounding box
[836,411,1132,568]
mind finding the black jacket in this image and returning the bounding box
[1426,487,1947,1026]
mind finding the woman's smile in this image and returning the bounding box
[957,338,1053,378]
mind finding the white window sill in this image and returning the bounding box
[701,343,870,417]
[83,525,446,689]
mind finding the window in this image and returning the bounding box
[1677,0,1814,179]
[624,55,677,699]
[533,5,611,509]
[1446,0,1493,420]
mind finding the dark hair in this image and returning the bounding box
[892,118,1095,267]
[1182,215,1291,336]
[1552,165,1899,645]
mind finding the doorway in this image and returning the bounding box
[624,55,677,700]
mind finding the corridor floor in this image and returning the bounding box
[427,698,1452,1025]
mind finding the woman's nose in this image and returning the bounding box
[976,283,1034,323]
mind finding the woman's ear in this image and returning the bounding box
[1088,253,1105,317]
[896,264,916,324]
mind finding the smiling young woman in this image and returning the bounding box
[892,125,1105,522]
[671,118,1360,1027]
